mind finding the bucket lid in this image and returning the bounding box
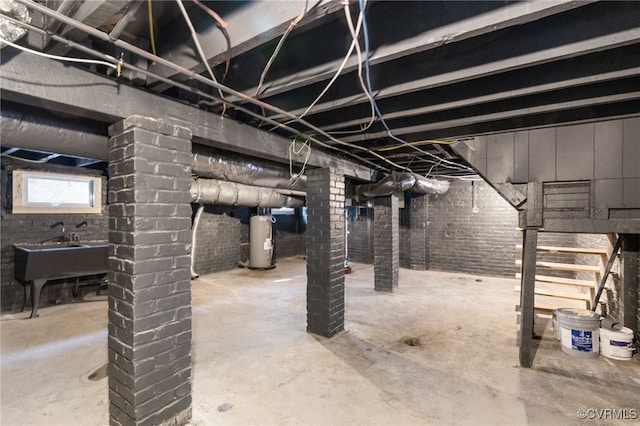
[556,308,600,321]
[600,326,634,336]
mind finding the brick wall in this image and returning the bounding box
[374,195,399,291]
[273,210,305,259]
[1,159,108,313]
[399,198,411,268]
[192,206,247,275]
[349,180,577,278]
[192,206,305,276]
[346,206,372,264]
[107,116,192,426]
[306,168,345,337]
[427,180,521,277]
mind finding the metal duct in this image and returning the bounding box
[357,172,416,198]
[192,152,305,190]
[190,178,305,208]
[0,109,109,159]
[356,172,449,198]
[411,173,450,195]
[0,0,30,42]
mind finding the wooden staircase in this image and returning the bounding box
[514,240,615,314]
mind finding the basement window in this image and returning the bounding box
[12,170,102,214]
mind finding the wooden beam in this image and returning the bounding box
[0,52,375,181]
[519,228,539,368]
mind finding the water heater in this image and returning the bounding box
[249,215,275,269]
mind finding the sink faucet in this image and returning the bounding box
[66,232,80,243]
[50,221,65,232]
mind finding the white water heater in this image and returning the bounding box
[249,215,274,269]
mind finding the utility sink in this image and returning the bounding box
[14,242,108,318]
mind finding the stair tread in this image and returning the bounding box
[515,259,600,273]
[514,285,591,301]
[516,244,608,255]
[514,273,596,287]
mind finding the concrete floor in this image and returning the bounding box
[1,257,639,425]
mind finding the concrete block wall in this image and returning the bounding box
[108,116,193,426]
[0,159,108,313]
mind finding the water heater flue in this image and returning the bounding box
[248,215,276,269]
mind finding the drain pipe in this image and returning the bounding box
[190,204,205,279]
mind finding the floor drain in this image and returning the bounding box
[400,336,421,347]
[88,363,108,381]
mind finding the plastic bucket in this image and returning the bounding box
[600,327,634,361]
[556,308,600,358]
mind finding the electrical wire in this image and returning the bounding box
[193,0,231,81]
[254,0,308,97]
[0,12,391,174]
[7,0,413,173]
[1,153,51,163]
[357,0,472,172]
[288,137,311,187]
[147,0,156,60]
[0,37,117,70]
[175,0,226,111]
[277,0,375,135]
[376,139,456,151]
[433,174,483,181]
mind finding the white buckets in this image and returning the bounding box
[556,308,601,358]
[600,326,634,361]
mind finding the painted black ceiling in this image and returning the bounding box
[2,0,640,178]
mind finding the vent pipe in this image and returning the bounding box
[192,153,305,190]
[0,0,31,42]
[411,173,450,195]
[356,172,416,198]
[190,178,304,208]
[356,172,449,198]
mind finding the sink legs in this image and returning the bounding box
[29,279,47,318]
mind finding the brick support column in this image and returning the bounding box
[374,194,399,292]
[409,195,428,270]
[107,116,193,426]
[306,168,345,337]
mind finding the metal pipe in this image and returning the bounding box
[411,173,450,195]
[355,172,449,198]
[0,108,108,159]
[12,0,403,172]
[109,0,144,41]
[0,9,387,173]
[190,204,205,279]
[192,152,306,190]
[357,172,415,198]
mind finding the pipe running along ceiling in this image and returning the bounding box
[1,0,639,181]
